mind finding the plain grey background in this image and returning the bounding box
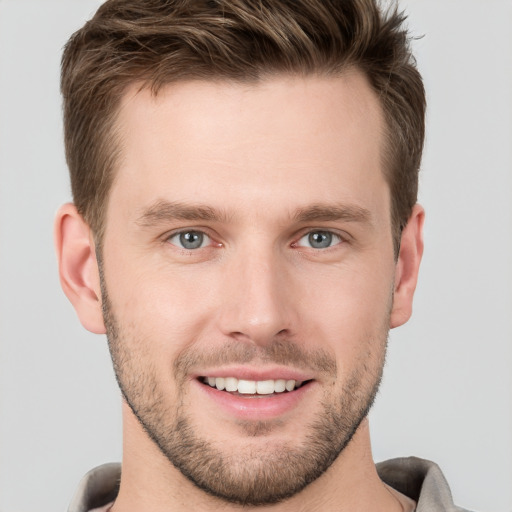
[0,1,511,511]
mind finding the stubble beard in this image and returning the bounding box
[100,278,388,506]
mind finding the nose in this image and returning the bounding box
[217,246,297,346]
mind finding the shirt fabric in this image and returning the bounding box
[68,456,472,512]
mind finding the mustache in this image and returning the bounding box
[173,338,337,380]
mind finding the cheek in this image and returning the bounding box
[296,263,393,357]
[299,262,393,320]
[105,256,220,350]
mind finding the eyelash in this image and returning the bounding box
[164,228,346,252]
[293,230,345,250]
[166,230,216,250]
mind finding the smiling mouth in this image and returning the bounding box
[200,377,311,395]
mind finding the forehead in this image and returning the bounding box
[109,72,388,224]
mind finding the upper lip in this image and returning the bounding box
[193,366,315,382]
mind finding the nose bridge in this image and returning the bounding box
[218,240,295,344]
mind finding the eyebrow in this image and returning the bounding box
[293,204,372,225]
[135,200,372,227]
[135,200,231,226]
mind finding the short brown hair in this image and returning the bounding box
[61,0,425,250]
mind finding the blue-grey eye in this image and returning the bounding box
[169,231,209,249]
[297,231,342,249]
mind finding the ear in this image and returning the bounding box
[390,204,425,329]
[54,203,106,334]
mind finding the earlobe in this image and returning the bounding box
[54,203,106,334]
[390,204,425,329]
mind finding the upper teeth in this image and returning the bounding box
[204,377,302,394]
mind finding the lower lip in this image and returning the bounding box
[193,379,314,421]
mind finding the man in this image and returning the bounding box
[54,0,470,511]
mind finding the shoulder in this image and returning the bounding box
[68,463,121,512]
[377,457,474,512]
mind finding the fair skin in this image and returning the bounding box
[55,72,424,512]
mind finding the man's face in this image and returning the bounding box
[101,73,397,505]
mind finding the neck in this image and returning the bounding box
[111,405,401,512]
